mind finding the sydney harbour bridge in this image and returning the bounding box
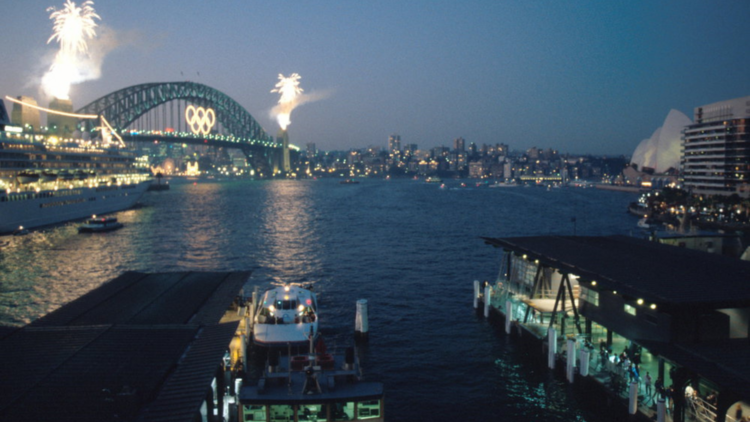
[74,81,294,177]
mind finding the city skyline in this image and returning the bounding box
[1,0,749,155]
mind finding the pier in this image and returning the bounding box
[475,235,750,422]
[0,271,253,422]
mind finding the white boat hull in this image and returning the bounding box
[0,180,151,234]
[253,321,318,347]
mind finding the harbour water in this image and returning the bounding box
[0,178,639,421]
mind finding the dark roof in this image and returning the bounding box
[483,235,750,308]
[30,271,250,327]
[0,271,249,422]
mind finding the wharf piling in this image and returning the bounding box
[355,299,369,343]
[478,295,657,422]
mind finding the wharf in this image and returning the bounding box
[0,270,252,422]
[476,235,750,422]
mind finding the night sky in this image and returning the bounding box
[1,0,749,155]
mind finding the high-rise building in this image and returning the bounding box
[11,96,41,132]
[681,96,750,197]
[453,137,465,153]
[388,134,401,154]
[47,98,77,136]
[306,143,317,156]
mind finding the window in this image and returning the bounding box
[357,399,382,419]
[331,401,355,421]
[269,404,293,422]
[242,405,267,421]
[580,287,599,306]
[624,304,637,316]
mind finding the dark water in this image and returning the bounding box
[0,178,639,421]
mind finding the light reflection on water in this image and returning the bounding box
[257,180,323,286]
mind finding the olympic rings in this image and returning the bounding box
[185,105,216,135]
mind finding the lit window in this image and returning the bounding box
[581,287,599,306]
[624,304,637,316]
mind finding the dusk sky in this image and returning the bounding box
[1,0,749,155]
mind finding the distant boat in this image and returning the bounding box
[489,181,518,188]
[426,177,442,183]
[339,179,360,184]
[78,216,124,233]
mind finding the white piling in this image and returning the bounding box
[251,288,258,322]
[473,280,480,309]
[657,398,666,422]
[566,338,576,383]
[483,284,491,318]
[628,382,638,414]
[579,347,590,377]
[547,327,557,369]
[355,299,369,342]
[240,334,247,372]
[504,300,513,334]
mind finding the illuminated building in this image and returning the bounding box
[681,96,750,197]
[47,97,78,136]
[453,137,465,153]
[388,134,401,154]
[10,96,41,131]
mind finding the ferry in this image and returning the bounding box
[252,284,319,348]
[0,105,151,235]
[78,215,123,233]
[239,338,384,422]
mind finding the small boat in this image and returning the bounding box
[12,226,29,236]
[489,181,518,188]
[239,337,385,422]
[339,179,360,184]
[57,170,74,181]
[252,284,319,348]
[16,171,40,184]
[39,171,58,183]
[78,215,124,233]
[74,170,90,180]
[425,177,442,183]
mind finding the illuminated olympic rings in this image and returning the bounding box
[185,105,216,135]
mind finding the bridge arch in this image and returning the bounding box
[76,81,273,142]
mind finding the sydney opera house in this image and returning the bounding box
[628,95,750,197]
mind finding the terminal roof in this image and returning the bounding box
[0,271,250,422]
[483,235,750,308]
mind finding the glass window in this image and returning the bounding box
[624,304,636,316]
[330,401,354,421]
[242,405,267,421]
[357,399,382,419]
[297,404,325,421]
[269,404,294,422]
[580,287,599,306]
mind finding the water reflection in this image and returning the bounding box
[257,181,323,285]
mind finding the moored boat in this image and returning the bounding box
[252,284,319,348]
[239,338,384,422]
